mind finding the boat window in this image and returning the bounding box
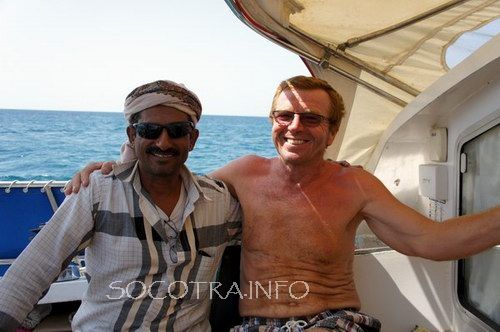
[354,223,389,254]
[458,124,500,330]
[445,19,500,69]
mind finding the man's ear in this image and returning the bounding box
[189,129,199,151]
[126,125,136,146]
[326,127,338,147]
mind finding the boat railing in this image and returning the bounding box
[0,180,88,303]
[1,180,67,212]
[1,180,67,190]
[0,180,68,267]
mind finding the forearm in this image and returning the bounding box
[359,170,500,260]
[0,240,75,326]
[423,206,500,261]
[0,236,61,326]
[0,190,94,326]
[365,195,500,260]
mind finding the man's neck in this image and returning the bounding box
[276,157,328,185]
[139,170,183,215]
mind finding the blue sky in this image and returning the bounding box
[445,19,500,68]
[0,0,308,116]
[0,1,497,116]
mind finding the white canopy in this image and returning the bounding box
[226,0,499,167]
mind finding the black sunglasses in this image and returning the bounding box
[132,121,194,140]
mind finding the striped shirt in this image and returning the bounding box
[0,161,242,331]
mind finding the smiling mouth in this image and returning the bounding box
[284,138,308,145]
[151,151,176,158]
[147,147,179,158]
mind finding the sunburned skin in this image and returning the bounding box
[224,156,366,317]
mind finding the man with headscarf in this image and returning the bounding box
[0,80,242,331]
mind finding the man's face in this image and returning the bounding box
[271,88,336,165]
[127,106,199,180]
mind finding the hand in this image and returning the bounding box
[327,159,363,169]
[64,161,115,195]
[337,160,351,167]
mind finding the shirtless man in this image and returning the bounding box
[70,76,500,331]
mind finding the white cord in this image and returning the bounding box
[280,319,307,331]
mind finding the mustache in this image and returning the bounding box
[146,146,180,156]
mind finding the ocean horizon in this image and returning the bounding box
[0,108,271,117]
[0,109,277,181]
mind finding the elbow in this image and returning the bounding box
[403,250,451,261]
[426,254,452,262]
[409,246,460,261]
[403,239,451,261]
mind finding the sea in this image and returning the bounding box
[0,109,277,181]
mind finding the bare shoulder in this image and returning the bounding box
[327,161,370,181]
[328,164,388,198]
[232,154,270,168]
[209,155,272,195]
[212,155,270,178]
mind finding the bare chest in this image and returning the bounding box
[237,176,363,263]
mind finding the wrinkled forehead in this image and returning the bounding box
[274,88,331,116]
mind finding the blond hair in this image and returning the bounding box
[270,76,345,131]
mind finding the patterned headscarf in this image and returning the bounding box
[124,80,202,125]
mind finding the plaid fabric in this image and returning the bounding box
[232,309,381,332]
[0,161,242,331]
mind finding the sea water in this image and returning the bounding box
[0,109,277,181]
